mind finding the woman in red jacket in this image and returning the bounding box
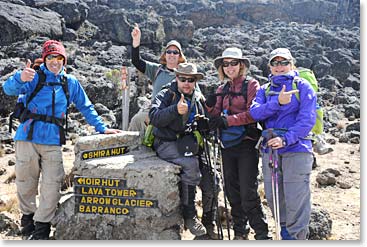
[206,47,271,240]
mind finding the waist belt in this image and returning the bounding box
[20,111,66,145]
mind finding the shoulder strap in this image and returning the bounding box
[26,70,46,107]
[153,65,164,82]
[60,75,70,107]
[218,76,250,98]
[264,82,271,97]
[292,77,301,102]
[241,76,250,101]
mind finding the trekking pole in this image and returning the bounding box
[272,148,281,240]
[202,134,223,240]
[214,131,231,240]
[268,132,281,240]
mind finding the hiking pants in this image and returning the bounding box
[128,109,149,136]
[262,151,313,240]
[221,140,269,237]
[154,139,201,186]
[15,141,64,223]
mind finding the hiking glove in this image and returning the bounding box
[205,94,217,108]
[209,116,228,130]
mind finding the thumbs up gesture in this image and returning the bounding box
[131,23,141,48]
[177,94,188,115]
[20,59,36,83]
[278,85,299,105]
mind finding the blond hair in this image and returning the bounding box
[159,48,187,65]
[217,61,248,81]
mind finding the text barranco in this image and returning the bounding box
[78,205,130,215]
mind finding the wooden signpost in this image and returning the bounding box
[121,66,130,131]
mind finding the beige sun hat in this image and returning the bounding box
[159,40,187,64]
[214,47,251,69]
[268,48,294,63]
[174,63,204,80]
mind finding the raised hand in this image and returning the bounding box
[177,94,188,115]
[131,23,141,48]
[20,59,36,82]
[278,85,299,105]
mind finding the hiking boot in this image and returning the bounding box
[313,135,333,155]
[204,222,219,239]
[254,232,272,240]
[28,222,51,240]
[184,216,207,236]
[281,226,296,240]
[233,234,249,240]
[20,213,35,237]
[202,211,219,239]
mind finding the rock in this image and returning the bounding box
[316,172,336,186]
[0,212,20,236]
[308,206,332,240]
[53,132,183,240]
[337,180,353,189]
[0,167,6,176]
[7,158,15,166]
[0,2,65,45]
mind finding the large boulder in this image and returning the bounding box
[0,2,65,45]
[53,132,183,240]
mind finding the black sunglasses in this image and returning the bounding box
[178,76,196,83]
[270,60,291,67]
[222,60,240,67]
[166,50,180,55]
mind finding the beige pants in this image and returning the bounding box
[15,141,64,223]
[128,109,150,136]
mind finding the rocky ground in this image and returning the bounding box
[0,129,360,240]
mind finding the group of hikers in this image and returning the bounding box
[2,22,333,240]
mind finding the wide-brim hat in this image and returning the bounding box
[214,47,250,69]
[159,39,187,64]
[268,48,294,63]
[174,62,204,80]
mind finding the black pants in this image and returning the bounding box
[222,140,268,236]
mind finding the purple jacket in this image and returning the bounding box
[250,70,316,154]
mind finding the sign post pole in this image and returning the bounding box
[121,66,130,131]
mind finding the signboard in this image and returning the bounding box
[74,176,158,216]
[81,146,129,160]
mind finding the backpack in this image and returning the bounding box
[9,58,70,145]
[216,76,262,145]
[265,68,323,136]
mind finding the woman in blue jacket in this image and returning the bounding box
[3,40,121,240]
[250,48,316,240]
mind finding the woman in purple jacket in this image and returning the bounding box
[250,48,316,240]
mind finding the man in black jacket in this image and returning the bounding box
[149,63,209,237]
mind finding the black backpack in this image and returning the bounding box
[9,64,70,145]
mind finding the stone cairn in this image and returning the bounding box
[52,132,183,240]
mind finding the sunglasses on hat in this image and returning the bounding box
[270,60,290,67]
[166,50,180,55]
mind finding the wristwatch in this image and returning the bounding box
[281,137,287,147]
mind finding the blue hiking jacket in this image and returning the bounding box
[3,64,106,145]
[250,70,316,154]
